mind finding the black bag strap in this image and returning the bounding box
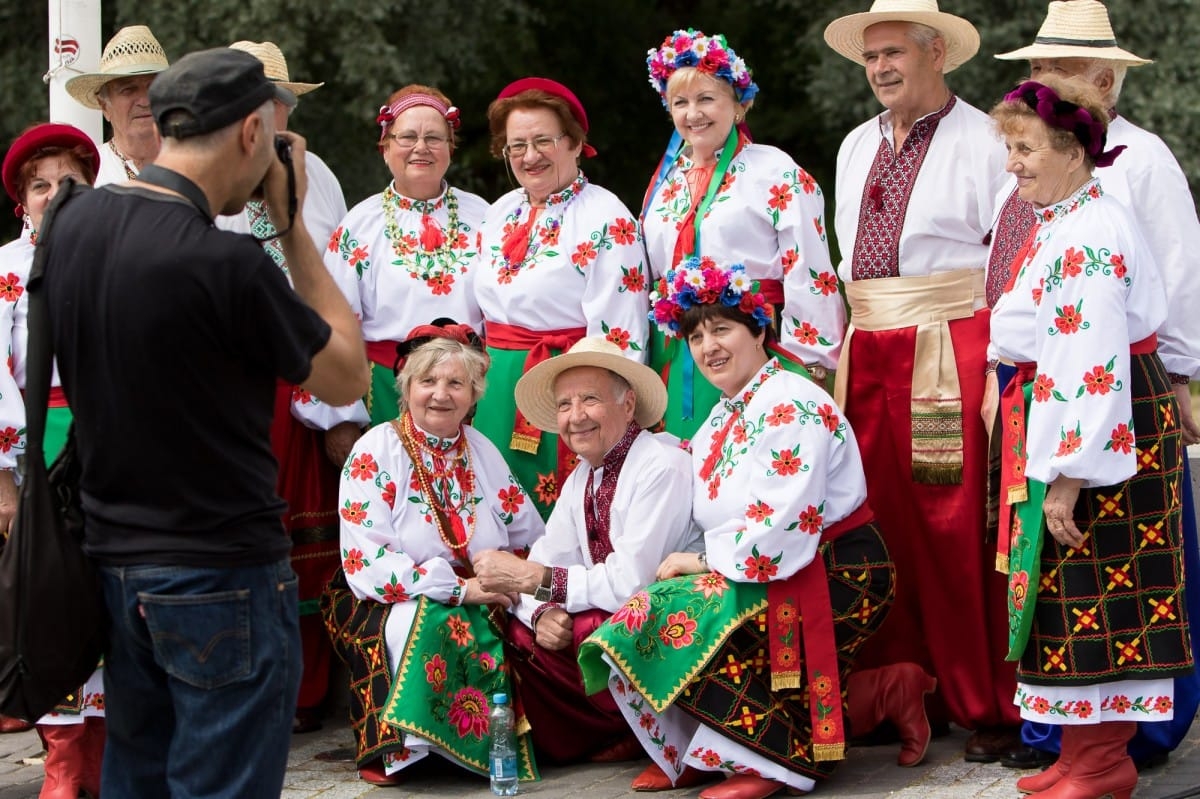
[23,177,87,469]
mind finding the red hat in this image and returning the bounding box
[496,77,597,158]
[2,123,99,210]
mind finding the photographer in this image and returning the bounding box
[41,48,368,798]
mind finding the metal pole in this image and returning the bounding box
[46,0,102,143]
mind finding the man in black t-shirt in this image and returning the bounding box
[43,48,368,798]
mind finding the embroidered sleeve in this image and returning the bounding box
[0,260,30,470]
[579,199,650,361]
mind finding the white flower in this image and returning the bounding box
[729,273,751,293]
[693,38,710,57]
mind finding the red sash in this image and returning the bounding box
[364,339,403,370]
[767,501,874,762]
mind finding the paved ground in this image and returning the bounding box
[3,717,1200,798]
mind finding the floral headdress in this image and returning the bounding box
[376,93,461,141]
[649,256,771,337]
[646,29,759,108]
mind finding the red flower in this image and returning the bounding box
[571,241,598,268]
[343,548,365,575]
[693,572,728,598]
[426,273,455,295]
[813,271,838,296]
[657,610,698,649]
[1010,570,1028,611]
[611,591,649,633]
[497,264,520,285]
[768,184,793,210]
[1110,695,1132,714]
[700,749,723,767]
[1111,254,1127,279]
[611,217,637,245]
[1075,700,1093,719]
[639,712,655,730]
[663,744,679,765]
[381,481,397,509]
[1056,428,1083,457]
[0,273,24,303]
[292,386,313,405]
[747,500,774,522]
[1032,696,1051,714]
[798,170,817,194]
[497,485,524,515]
[446,615,474,647]
[424,654,447,693]
[380,579,409,604]
[349,453,379,481]
[535,472,559,506]
[1054,304,1083,334]
[621,267,646,293]
[766,403,795,427]
[340,500,369,525]
[771,449,802,476]
[327,227,342,253]
[1061,247,1085,277]
[817,404,840,432]
[743,553,779,582]
[797,505,824,534]
[793,322,819,346]
[781,248,799,275]
[0,426,20,453]
[348,245,369,267]
[1108,423,1134,454]
[447,687,490,740]
[606,327,631,350]
[1033,374,1056,403]
[1082,364,1115,395]
[1154,696,1173,714]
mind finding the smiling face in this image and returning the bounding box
[554,366,635,468]
[862,22,946,122]
[504,106,582,205]
[1003,117,1084,208]
[382,104,452,200]
[667,70,740,164]
[686,313,767,397]
[406,356,475,438]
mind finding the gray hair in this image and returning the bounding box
[1084,59,1128,105]
[396,337,489,413]
[906,22,943,52]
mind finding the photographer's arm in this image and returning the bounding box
[265,132,369,406]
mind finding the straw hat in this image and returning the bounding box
[65,25,169,109]
[994,0,1150,65]
[824,0,981,73]
[229,41,324,95]
[514,337,667,433]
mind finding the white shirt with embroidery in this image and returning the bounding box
[834,98,1007,296]
[475,173,649,358]
[692,358,868,583]
[990,179,1166,488]
[512,430,699,628]
[94,142,136,187]
[0,235,35,469]
[643,142,843,368]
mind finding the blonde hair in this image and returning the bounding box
[397,338,489,412]
[665,67,754,114]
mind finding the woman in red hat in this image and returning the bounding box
[473,77,649,519]
[0,121,104,799]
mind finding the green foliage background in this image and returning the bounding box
[3,0,1197,246]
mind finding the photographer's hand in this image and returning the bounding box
[263,130,309,233]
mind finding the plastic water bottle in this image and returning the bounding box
[489,692,519,795]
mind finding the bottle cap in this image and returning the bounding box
[493,692,508,705]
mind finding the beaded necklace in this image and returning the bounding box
[382,183,462,281]
[393,412,477,561]
[108,140,138,180]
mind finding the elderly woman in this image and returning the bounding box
[473,77,648,518]
[989,76,1191,799]
[641,30,843,439]
[580,259,896,799]
[323,84,489,426]
[321,325,545,786]
[0,123,104,798]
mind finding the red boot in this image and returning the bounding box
[846,663,937,767]
[79,717,105,798]
[37,723,88,799]
[1016,724,1078,794]
[1028,722,1136,799]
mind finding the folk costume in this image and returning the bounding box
[641,30,843,440]
[474,173,648,518]
[991,176,1191,721]
[830,83,1016,729]
[322,416,545,780]
[580,358,894,794]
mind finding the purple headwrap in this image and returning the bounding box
[1003,80,1125,167]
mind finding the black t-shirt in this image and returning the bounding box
[43,184,332,567]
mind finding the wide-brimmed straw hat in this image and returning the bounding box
[994,0,1150,65]
[229,40,324,95]
[65,25,169,109]
[824,0,981,73]
[514,337,667,433]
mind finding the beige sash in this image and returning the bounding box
[834,270,985,485]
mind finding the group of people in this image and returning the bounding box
[0,1,1197,798]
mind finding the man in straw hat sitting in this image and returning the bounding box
[215,41,357,735]
[822,0,1021,762]
[984,0,1200,771]
[474,337,698,764]
[65,25,169,184]
[42,47,368,796]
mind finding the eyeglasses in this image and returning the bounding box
[502,134,566,159]
[386,133,449,150]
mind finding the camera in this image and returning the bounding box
[274,135,293,165]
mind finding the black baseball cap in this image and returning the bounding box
[149,48,296,140]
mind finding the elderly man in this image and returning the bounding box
[65,25,168,184]
[989,0,1200,769]
[215,40,356,734]
[823,0,1019,761]
[42,49,368,796]
[474,337,697,763]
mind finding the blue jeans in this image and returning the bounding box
[99,558,301,798]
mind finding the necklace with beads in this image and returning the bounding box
[382,184,462,281]
[393,412,477,560]
[108,140,138,180]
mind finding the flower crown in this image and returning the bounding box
[649,256,771,337]
[646,29,759,108]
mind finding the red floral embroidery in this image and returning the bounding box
[1056,427,1083,457]
[426,273,454,295]
[781,248,798,275]
[1033,374,1056,403]
[349,453,379,481]
[446,615,474,647]
[1110,695,1132,714]
[327,227,342,253]
[571,241,598,268]
[768,184,793,211]
[798,170,816,194]
[1076,700,1093,719]
[1111,254,1127,279]
[425,654,447,693]
[797,505,824,534]
[0,273,24,303]
[343,548,365,574]
[771,448,802,476]
[658,610,698,649]
[621,266,646,293]
[380,578,409,603]
[1054,304,1083,334]
[747,500,774,522]
[813,271,838,296]
[498,485,524,515]
[381,481,397,509]
[742,552,779,582]
[535,472,559,505]
[694,572,727,598]
[766,403,795,427]
[347,245,369,267]
[611,217,637,245]
[612,591,649,633]
[606,327,631,350]
[340,500,369,525]
[1108,423,1134,454]
[0,426,20,453]
[1061,247,1084,277]
[447,687,489,739]
[817,404,840,432]
[793,322,820,346]
[1082,364,1115,395]
[1154,696,1173,714]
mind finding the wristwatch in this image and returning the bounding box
[533,566,553,603]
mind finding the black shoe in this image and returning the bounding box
[964,726,1025,763]
[999,744,1056,769]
